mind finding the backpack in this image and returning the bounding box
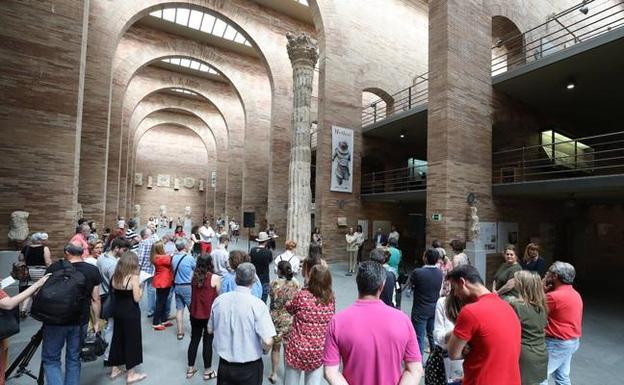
[31,260,87,325]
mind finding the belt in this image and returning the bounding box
[174,282,191,286]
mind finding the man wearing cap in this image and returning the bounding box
[209,263,276,385]
[250,232,273,302]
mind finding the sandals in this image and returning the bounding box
[126,373,147,384]
[203,370,217,381]
[110,368,125,380]
[186,368,198,379]
[177,333,185,340]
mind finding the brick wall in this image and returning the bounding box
[134,124,209,226]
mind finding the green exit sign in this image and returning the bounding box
[431,213,442,221]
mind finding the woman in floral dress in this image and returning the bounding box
[284,264,335,385]
[268,261,300,383]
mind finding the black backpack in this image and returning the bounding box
[31,260,87,325]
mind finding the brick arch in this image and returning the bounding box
[107,27,271,228]
[133,121,216,220]
[491,15,526,73]
[119,67,244,222]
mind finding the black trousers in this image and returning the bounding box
[217,358,263,385]
[153,287,170,326]
[187,317,214,368]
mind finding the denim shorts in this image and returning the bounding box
[174,285,192,310]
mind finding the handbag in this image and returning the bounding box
[424,345,448,385]
[100,278,115,320]
[0,307,20,340]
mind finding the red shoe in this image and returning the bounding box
[152,325,166,331]
[163,321,174,327]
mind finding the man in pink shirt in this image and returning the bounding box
[70,223,90,258]
[323,261,423,385]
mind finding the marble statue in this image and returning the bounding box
[199,179,205,192]
[134,204,141,218]
[469,205,480,241]
[183,206,193,235]
[147,176,153,189]
[184,206,192,218]
[159,205,167,217]
[8,210,29,242]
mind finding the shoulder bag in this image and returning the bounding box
[0,307,19,340]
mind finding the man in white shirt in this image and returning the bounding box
[198,220,215,255]
[211,234,230,276]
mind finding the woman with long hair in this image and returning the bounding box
[493,244,522,297]
[107,252,146,384]
[506,270,549,385]
[267,261,300,383]
[436,244,454,296]
[521,243,546,277]
[284,265,336,385]
[301,245,327,285]
[433,285,465,382]
[186,254,220,380]
[150,241,173,330]
[174,225,186,239]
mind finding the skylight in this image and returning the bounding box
[294,0,309,5]
[161,57,219,75]
[169,88,199,96]
[149,7,252,47]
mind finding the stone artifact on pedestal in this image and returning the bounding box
[285,32,319,258]
[159,205,167,217]
[8,211,30,249]
[147,176,153,189]
[183,206,192,235]
[135,173,143,186]
[76,203,84,222]
[469,205,480,242]
[133,204,141,226]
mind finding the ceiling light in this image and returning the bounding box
[566,81,575,90]
[400,134,405,138]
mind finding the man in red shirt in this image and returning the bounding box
[447,265,521,385]
[540,261,583,385]
[70,223,90,258]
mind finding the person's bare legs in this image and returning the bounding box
[268,342,280,382]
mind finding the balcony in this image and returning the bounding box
[361,165,427,202]
[493,130,624,197]
[492,0,624,79]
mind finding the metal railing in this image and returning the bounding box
[492,0,624,75]
[492,130,624,184]
[361,73,428,127]
[361,165,428,195]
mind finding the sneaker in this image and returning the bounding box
[152,325,166,331]
[163,321,174,327]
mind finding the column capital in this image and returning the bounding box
[286,32,318,67]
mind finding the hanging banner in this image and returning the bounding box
[330,125,354,193]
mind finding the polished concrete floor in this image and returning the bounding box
[3,242,623,385]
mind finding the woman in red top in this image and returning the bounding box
[174,225,186,239]
[284,264,335,385]
[186,254,220,380]
[150,242,173,330]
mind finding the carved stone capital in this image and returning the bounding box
[286,32,319,67]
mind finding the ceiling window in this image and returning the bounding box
[161,57,219,76]
[149,7,252,47]
[295,0,309,5]
[169,88,200,96]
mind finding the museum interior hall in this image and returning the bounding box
[2,0,624,384]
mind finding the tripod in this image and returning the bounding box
[5,327,44,385]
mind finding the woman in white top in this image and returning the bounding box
[274,240,301,274]
[433,289,464,383]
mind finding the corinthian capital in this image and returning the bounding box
[286,32,319,67]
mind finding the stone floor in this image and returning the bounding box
[3,242,623,385]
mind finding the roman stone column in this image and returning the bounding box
[286,32,318,258]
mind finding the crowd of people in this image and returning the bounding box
[0,219,585,385]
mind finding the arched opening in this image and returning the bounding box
[492,16,525,75]
[134,123,211,226]
[361,88,394,126]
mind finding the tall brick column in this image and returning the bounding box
[426,0,496,245]
[285,33,318,258]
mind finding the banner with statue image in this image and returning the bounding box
[330,125,354,193]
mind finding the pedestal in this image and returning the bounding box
[466,241,487,282]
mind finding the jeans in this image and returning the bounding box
[412,315,435,356]
[144,277,156,316]
[283,363,323,385]
[261,282,270,303]
[41,324,83,385]
[540,338,580,385]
